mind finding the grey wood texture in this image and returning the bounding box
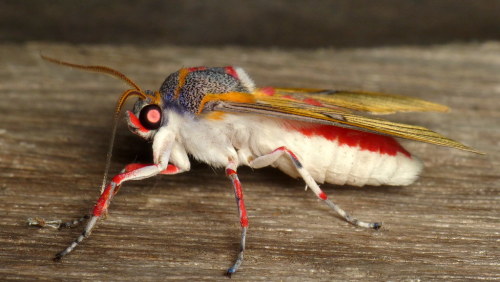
[0,42,498,281]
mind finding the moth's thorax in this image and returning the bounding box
[159,66,255,114]
[128,66,255,140]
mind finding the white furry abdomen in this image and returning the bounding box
[233,116,423,187]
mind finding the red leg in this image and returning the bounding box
[53,163,183,261]
[112,163,181,196]
[123,163,180,175]
[95,163,181,216]
[225,162,248,277]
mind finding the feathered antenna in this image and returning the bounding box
[41,55,151,193]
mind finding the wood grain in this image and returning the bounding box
[0,42,498,280]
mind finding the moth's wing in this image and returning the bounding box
[256,87,450,114]
[199,91,481,154]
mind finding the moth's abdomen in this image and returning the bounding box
[296,124,422,186]
[322,137,422,186]
[248,119,423,187]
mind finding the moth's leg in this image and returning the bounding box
[250,146,381,229]
[225,161,249,277]
[28,164,180,230]
[53,163,184,261]
[112,163,182,196]
[56,215,90,229]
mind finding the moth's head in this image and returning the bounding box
[126,92,165,140]
[40,55,175,193]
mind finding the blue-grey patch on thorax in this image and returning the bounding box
[159,68,251,114]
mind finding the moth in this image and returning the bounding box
[32,56,479,276]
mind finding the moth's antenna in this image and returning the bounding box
[41,55,142,91]
[100,89,149,193]
[41,53,151,192]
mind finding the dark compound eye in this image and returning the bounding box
[139,104,162,130]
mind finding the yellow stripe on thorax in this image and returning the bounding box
[174,68,191,99]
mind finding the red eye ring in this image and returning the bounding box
[139,104,162,130]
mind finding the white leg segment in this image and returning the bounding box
[249,146,381,229]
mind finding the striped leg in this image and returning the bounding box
[28,164,180,230]
[250,146,381,230]
[225,161,249,277]
[53,163,183,261]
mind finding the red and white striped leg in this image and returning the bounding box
[53,163,183,261]
[29,164,180,230]
[225,161,249,277]
[250,146,381,230]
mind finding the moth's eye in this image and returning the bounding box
[139,104,162,130]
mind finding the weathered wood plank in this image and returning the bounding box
[0,42,498,280]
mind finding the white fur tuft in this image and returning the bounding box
[234,67,256,92]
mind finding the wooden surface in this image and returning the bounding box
[0,42,498,281]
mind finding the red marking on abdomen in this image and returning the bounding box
[287,122,411,157]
